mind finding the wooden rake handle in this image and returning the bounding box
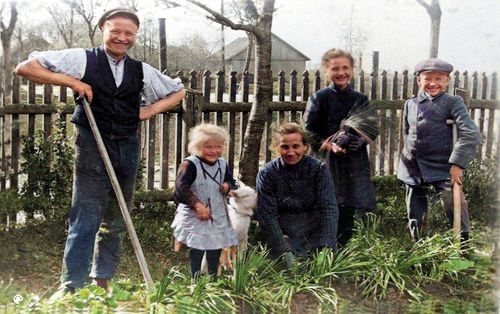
[446,118,461,237]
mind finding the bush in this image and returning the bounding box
[129,201,176,251]
[0,190,23,225]
[462,158,498,225]
[19,116,73,223]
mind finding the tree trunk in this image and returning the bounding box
[2,43,12,105]
[239,32,254,92]
[238,19,273,186]
[243,32,254,74]
[429,13,440,58]
[417,0,441,58]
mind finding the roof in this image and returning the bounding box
[223,33,310,61]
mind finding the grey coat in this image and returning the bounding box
[397,92,481,186]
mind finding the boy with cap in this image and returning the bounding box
[15,8,185,295]
[397,58,481,243]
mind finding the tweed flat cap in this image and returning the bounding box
[415,58,453,74]
[98,8,140,28]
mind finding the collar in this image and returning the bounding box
[196,155,218,166]
[279,155,307,169]
[417,92,445,103]
[329,83,353,94]
[102,45,127,64]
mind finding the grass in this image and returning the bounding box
[0,204,497,313]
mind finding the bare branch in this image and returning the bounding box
[185,0,255,33]
[415,0,432,13]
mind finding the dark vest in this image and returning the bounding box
[71,46,144,137]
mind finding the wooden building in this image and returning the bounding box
[221,33,310,76]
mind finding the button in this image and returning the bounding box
[418,116,424,121]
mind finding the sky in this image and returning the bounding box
[147,0,500,73]
[10,0,500,73]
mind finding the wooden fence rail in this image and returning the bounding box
[0,68,498,194]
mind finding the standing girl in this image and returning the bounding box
[304,48,378,246]
[172,124,239,277]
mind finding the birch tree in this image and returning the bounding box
[183,0,275,186]
[416,0,441,58]
[0,0,18,105]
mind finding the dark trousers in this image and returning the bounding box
[337,205,368,246]
[62,126,140,289]
[406,181,470,236]
[189,248,222,277]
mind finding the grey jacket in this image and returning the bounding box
[397,92,481,185]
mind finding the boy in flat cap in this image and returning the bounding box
[15,8,185,295]
[397,58,480,244]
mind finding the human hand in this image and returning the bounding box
[194,202,212,221]
[331,143,347,154]
[450,165,463,185]
[71,80,93,103]
[348,136,366,152]
[139,105,159,121]
[332,132,350,149]
[220,183,230,194]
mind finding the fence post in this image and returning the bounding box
[471,71,478,99]
[289,69,297,122]
[146,114,156,190]
[215,69,224,125]
[485,73,495,158]
[491,72,497,100]
[302,70,310,101]
[203,70,211,122]
[481,73,488,100]
[228,71,237,170]
[59,86,68,137]
[182,90,196,162]
[370,51,379,100]
[10,75,20,191]
[43,84,53,139]
[401,70,408,99]
[453,70,460,90]
[391,71,398,100]
[359,70,365,95]
[315,70,321,92]
[175,70,184,176]
[28,81,36,137]
[160,108,171,190]
[463,71,469,91]
[381,70,387,100]
[278,70,285,122]
[412,72,419,97]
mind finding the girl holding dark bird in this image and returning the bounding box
[304,48,378,246]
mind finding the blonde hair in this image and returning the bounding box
[187,124,229,155]
[321,48,355,68]
[272,122,310,148]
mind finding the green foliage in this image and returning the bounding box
[19,116,73,223]
[0,190,23,219]
[462,158,498,225]
[300,215,476,301]
[129,201,176,251]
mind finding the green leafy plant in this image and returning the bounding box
[19,115,73,223]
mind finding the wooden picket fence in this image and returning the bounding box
[0,56,498,196]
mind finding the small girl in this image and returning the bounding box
[172,124,239,277]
